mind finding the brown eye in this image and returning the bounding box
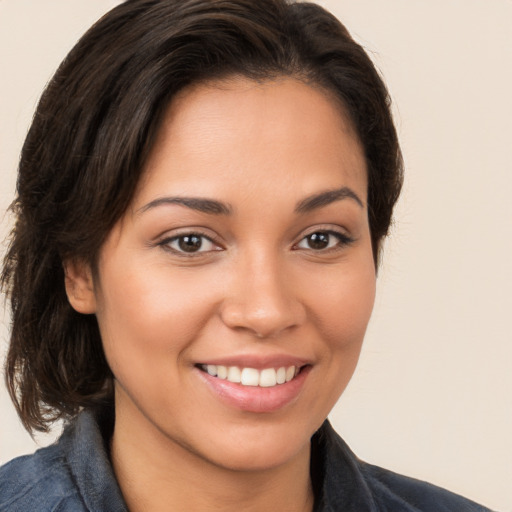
[296,230,354,251]
[161,233,219,254]
[178,235,203,252]
[305,232,330,250]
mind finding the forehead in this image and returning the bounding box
[133,77,367,209]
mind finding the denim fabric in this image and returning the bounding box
[312,422,495,512]
[0,408,495,511]
[0,407,126,512]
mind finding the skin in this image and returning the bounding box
[65,77,376,512]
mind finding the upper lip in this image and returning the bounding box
[196,354,312,370]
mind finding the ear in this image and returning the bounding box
[63,259,97,314]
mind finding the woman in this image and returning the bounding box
[0,0,496,510]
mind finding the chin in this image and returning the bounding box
[187,416,318,473]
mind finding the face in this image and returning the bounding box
[70,77,376,472]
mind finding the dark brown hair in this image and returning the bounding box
[1,0,403,432]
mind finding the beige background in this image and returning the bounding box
[1,1,511,510]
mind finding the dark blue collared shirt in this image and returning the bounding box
[0,407,495,511]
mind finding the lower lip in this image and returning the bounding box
[196,366,311,413]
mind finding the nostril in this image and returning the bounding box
[219,298,305,339]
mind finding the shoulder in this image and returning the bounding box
[360,462,494,512]
[314,421,495,512]
[0,443,87,512]
[1,408,126,512]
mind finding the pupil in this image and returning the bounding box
[308,232,329,250]
[178,235,202,252]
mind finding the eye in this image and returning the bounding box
[161,233,220,254]
[295,230,353,251]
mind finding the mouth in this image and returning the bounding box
[195,358,312,413]
[197,364,303,388]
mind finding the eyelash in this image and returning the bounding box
[293,230,355,252]
[158,228,354,257]
[158,232,222,256]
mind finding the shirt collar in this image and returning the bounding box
[311,420,378,512]
[62,409,377,511]
[62,407,127,512]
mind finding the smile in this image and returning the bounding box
[199,364,300,388]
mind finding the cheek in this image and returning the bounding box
[93,259,220,374]
[309,260,376,346]
[299,258,376,422]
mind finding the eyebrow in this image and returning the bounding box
[138,186,363,217]
[294,186,364,213]
[138,197,232,215]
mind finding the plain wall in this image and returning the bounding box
[1,1,511,510]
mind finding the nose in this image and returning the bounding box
[219,253,305,339]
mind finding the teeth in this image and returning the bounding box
[259,368,276,387]
[201,364,300,387]
[217,365,228,379]
[241,368,259,386]
[285,365,296,382]
[227,366,241,383]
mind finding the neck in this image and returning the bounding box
[110,407,314,512]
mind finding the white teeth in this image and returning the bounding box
[201,364,301,387]
[240,368,259,386]
[217,365,228,379]
[285,366,296,382]
[259,368,277,387]
[227,366,241,383]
